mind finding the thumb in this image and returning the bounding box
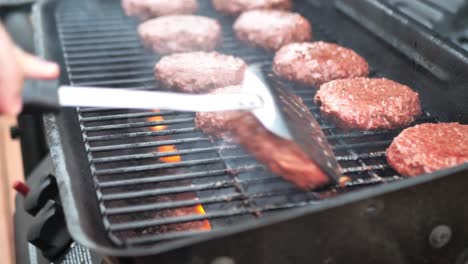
[15,47,60,80]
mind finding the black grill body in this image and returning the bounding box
[31,0,468,262]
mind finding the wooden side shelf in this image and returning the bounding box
[0,117,24,264]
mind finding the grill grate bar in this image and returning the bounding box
[84,125,392,144]
[57,11,126,19]
[59,25,137,35]
[92,146,237,164]
[61,31,136,41]
[333,140,392,151]
[58,17,135,27]
[95,155,251,176]
[83,118,193,132]
[68,61,153,73]
[336,151,387,161]
[102,181,236,201]
[88,137,210,152]
[343,175,400,187]
[77,77,155,86]
[81,111,181,122]
[327,130,396,140]
[65,49,146,60]
[110,201,319,232]
[65,42,144,53]
[65,55,151,66]
[84,129,196,142]
[61,35,140,46]
[342,164,389,174]
[106,193,245,215]
[98,165,263,188]
[70,69,154,80]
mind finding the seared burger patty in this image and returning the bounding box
[387,123,468,177]
[138,15,222,54]
[314,78,422,130]
[212,0,292,16]
[122,0,198,20]
[154,52,247,93]
[233,10,312,51]
[195,86,330,190]
[273,42,369,86]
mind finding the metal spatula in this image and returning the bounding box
[22,65,342,182]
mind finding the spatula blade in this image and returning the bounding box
[244,65,343,183]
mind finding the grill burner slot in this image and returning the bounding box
[55,0,435,247]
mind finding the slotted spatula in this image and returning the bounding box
[23,65,342,183]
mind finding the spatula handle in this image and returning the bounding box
[22,80,60,113]
[57,86,263,112]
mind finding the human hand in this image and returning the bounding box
[0,23,59,116]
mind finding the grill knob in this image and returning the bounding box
[23,174,58,216]
[27,200,72,260]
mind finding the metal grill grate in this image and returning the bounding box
[55,0,433,247]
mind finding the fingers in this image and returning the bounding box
[0,89,23,116]
[0,25,23,116]
[15,47,60,80]
[1,48,60,116]
[0,68,23,116]
[0,56,23,116]
[0,23,59,116]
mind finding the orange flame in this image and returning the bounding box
[148,112,181,163]
[195,204,212,230]
[149,110,211,231]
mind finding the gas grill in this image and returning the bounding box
[14,0,468,263]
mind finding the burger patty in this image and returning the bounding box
[195,86,245,138]
[121,0,198,20]
[387,123,468,177]
[138,15,222,54]
[154,52,247,93]
[273,42,369,86]
[233,10,312,51]
[212,0,292,16]
[195,86,330,190]
[314,78,422,130]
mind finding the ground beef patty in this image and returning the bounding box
[233,10,312,51]
[154,52,247,93]
[138,15,222,54]
[122,0,198,20]
[212,0,292,16]
[195,86,330,189]
[195,86,245,138]
[387,123,468,177]
[273,42,369,86]
[314,78,422,130]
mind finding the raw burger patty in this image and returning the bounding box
[233,10,312,51]
[138,15,222,54]
[195,86,329,189]
[273,42,369,86]
[212,0,292,16]
[154,52,246,93]
[122,0,198,20]
[387,123,468,177]
[314,78,422,130]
